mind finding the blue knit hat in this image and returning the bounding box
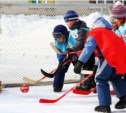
[53,25,69,40]
[64,10,78,22]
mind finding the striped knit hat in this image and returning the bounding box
[111,4,126,18]
[64,10,78,22]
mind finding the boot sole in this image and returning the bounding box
[115,105,126,109]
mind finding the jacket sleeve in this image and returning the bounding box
[72,28,88,51]
[72,21,89,52]
[78,36,96,63]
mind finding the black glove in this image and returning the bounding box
[74,60,83,74]
[66,48,73,60]
[67,48,73,52]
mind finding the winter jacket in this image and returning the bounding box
[79,17,126,74]
[68,20,89,51]
[118,22,126,42]
[54,32,69,61]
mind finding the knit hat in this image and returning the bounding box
[52,25,68,39]
[64,10,78,22]
[111,3,126,18]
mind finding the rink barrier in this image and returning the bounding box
[0,3,112,15]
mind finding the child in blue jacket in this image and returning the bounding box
[52,24,76,92]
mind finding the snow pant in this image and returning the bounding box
[95,59,126,105]
[80,52,95,81]
[53,57,77,90]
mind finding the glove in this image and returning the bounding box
[74,60,83,74]
[67,48,73,52]
[72,54,78,62]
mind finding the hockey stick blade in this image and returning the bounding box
[23,76,46,84]
[73,87,96,95]
[39,73,93,103]
[41,69,55,78]
[39,99,58,103]
[40,59,71,78]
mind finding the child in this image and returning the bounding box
[64,10,96,91]
[111,1,126,80]
[74,12,126,113]
[111,2,126,42]
[110,17,121,35]
[52,24,76,92]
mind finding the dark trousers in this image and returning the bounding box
[53,57,77,90]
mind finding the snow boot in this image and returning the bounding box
[53,87,62,92]
[115,95,126,109]
[75,75,96,91]
[95,105,111,113]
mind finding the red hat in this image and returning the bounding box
[111,4,126,18]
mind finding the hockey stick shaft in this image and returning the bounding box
[39,72,94,103]
[50,42,81,55]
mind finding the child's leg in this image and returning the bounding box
[111,75,126,98]
[53,58,70,92]
[110,75,126,109]
[95,60,113,106]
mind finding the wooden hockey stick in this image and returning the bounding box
[50,42,82,55]
[50,42,65,55]
[22,76,46,85]
[22,68,56,84]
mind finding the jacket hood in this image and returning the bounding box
[93,17,112,30]
[87,12,112,30]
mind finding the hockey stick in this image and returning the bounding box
[50,42,82,55]
[23,76,46,84]
[22,69,56,84]
[72,87,96,95]
[39,72,94,103]
[50,42,65,55]
[41,58,71,78]
[72,70,96,95]
[41,42,82,78]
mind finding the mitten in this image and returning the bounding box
[74,60,83,74]
[67,48,73,52]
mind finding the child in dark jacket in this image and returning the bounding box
[64,10,96,91]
